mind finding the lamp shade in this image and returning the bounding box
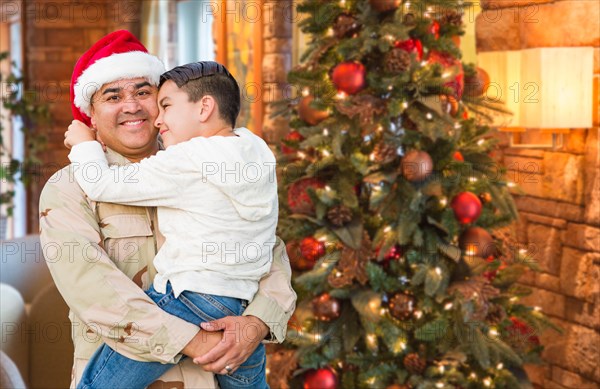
[519,47,593,129]
[479,47,594,129]
[478,50,522,127]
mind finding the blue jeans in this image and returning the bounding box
[77,283,268,389]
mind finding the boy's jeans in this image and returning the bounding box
[77,282,268,389]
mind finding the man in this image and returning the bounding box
[39,30,296,388]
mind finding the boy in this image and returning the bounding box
[64,61,276,389]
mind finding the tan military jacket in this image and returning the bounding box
[39,149,296,388]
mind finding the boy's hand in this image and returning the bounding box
[64,120,96,149]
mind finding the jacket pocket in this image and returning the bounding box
[99,214,155,279]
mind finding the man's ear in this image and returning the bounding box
[199,96,216,122]
[89,106,97,129]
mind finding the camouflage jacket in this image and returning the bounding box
[39,149,296,388]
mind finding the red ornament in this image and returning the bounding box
[453,151,464,162]
[451,192,482,224]
[300,236,326,262]
[304,368,338,389]
[384,244,403,261]
[507,317,540,346]
[281,130,305,155]
[331,61,367,95]
[483,269,498,282]
[287,240,316,271]
[428,50,464,99]
[287,313,303,331]
[369,0,402,12]
[394,38,423,61]
[312,293,342,322]
[288,178,326,215]
[298,96,330,125]
[428,21,440,39]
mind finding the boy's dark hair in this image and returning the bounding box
[159,61,240,127]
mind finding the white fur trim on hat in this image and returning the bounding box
[73,51,166,116]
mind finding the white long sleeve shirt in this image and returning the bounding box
[68,128,278,301]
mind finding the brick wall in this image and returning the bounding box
[24,0,140,233]
[261,0,293,145]
[477,1,600,388]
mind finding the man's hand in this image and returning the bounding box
[192,315,269,375]
[64,120,97,149]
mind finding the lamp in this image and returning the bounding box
[478,47,594,148]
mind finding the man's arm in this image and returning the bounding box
[39,166,217,363]
[193,236,297,374]
[243,236,296,342]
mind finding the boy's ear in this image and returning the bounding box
[199,95,216,122]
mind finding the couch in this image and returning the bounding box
[0,235,73,389]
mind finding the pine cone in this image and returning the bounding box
[327,205,353,226]
[486,304,507,325]
[403,353,426,375]
[373,142,398,164]
[388,293,415,321]
[440,10,463,27]
[385,49,411,73]
[334,13,360,39]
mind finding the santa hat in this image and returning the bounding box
[70,30,165,125]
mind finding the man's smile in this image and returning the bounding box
[120,119,146,127]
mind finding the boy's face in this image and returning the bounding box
[155,80,203,148]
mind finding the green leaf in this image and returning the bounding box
[364,171,399,184]
[378,320,408,355]
[350,152,370,175]
[330,218,363,250]
[411,265,427,287]
[490,337,523,366]
[470,327,491,369]
[322,337,342,360]
[438,241,462,262]
[341,310,361,353]
[289,213,323,226]
[493,264,529,288]
[415,317,450,342]
[425,267,443,296]
[351,290,382,323]
[294,256,337,294]
[427,216,449,235]
[366,262,402,292]
[413,228,424,247]
[396,214,418,245]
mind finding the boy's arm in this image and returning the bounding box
[68,141,188,207]
[39,167,215,363]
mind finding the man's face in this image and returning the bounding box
[89,78,159,159]
[154,80,203,148]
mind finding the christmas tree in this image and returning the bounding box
[270,1,559,388]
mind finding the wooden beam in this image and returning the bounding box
[252,0,264,135]
[215,0,228,65]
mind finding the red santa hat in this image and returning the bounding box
[70,30,165,125]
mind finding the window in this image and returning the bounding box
[0,14,25,239]
[141,0,263,134]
